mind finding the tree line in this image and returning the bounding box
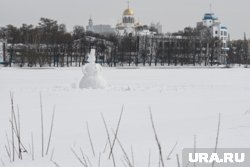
[0,17,249,67]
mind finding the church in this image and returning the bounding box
[116,2,155,36]
[86,1,161,36]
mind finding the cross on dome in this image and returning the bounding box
[123,0,134,16]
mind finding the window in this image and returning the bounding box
[123,18,126,23]
[215,31,218,34]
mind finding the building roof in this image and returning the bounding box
[123,8,134,16]
[221,26,227,30]
[203,13,218,20]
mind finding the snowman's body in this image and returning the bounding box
[79,49,107,89]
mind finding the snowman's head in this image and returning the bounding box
[87,49,96,63]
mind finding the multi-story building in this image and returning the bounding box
[86,18,115,35]
[197,12,229,64]
[150,22,163,34]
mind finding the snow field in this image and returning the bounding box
[0,67,250,167]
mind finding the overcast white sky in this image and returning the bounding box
[0,0,249,39]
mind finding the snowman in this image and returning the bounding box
[79,49,107,89]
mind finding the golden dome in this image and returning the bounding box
[123,8,134,16]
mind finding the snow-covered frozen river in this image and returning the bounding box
[0,67,250,167]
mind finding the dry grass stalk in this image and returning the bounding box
[108,106,124,159]
[31,132,34,160]
[130,145,134,167]
[10,92,15,162]
[167,141,178,160]
[5,132,11,162]
[176,154,181,167]
[121,158,128,167]
[112,131,133,167]
[148,150,151,167]
[79,148,88,167]
[5,145,11,162]
[85,155,93,167]
[149,108,165,167]
[52,161,61,167]
[193,135,196,167]
[102,139,108,153]
[46,106,56,155]
[17,105,22,159]
[98,152,101,167]
[101,113,116,167]
[212,113,221,167]
[40,93,44,157]
[71,147,86,167]
[50,148,55,161]
[86,122,96,157]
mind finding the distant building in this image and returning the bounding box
[116,2,135,35]
[197,12,229,64]
[86,2,160,37]
[116,2,156,36]
[150,22,163,34]
[86,18,115,35]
